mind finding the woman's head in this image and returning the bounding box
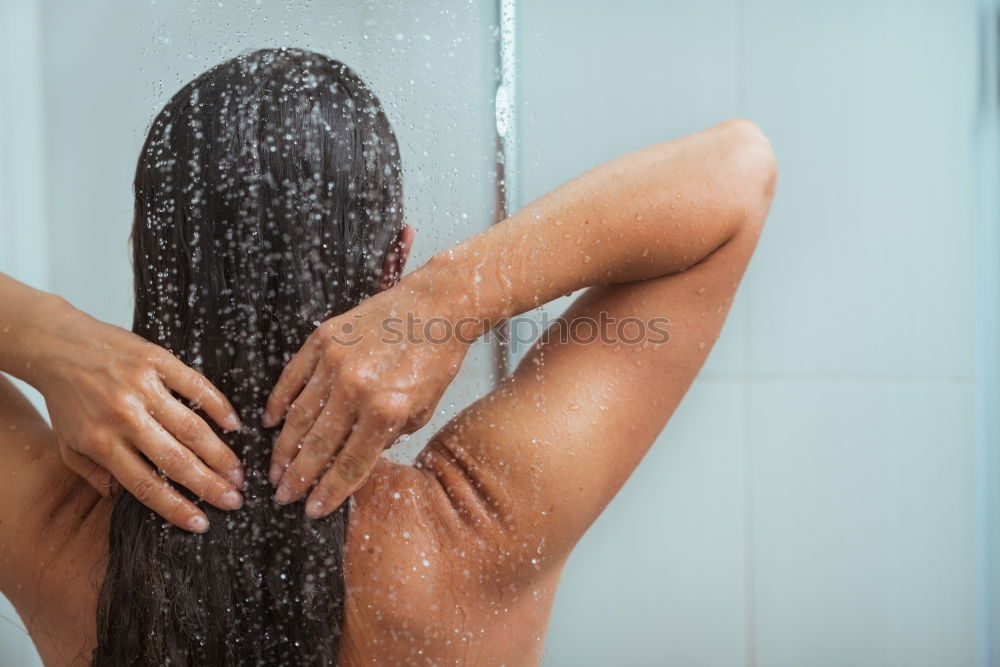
[96,48,406,666]
[131,47,408,388]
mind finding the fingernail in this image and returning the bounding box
[268,463,282,486]
[274,483,292,504]
[189,514,210,533]
[225,412,242,431]
[306,498,327,519]
[261,411,276,428]
[221,489,243,510]
[229,467,246,490]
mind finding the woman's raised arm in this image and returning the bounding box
[264,118,776,522]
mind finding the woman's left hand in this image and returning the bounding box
[10,292,246,532]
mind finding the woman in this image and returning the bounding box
[0,48,775,665]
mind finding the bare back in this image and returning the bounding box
[0,418,561,666]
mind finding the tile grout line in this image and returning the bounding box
[973,0,999,664]
[737,0,757,664]
[699,372,974,384]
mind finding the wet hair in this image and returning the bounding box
[93,48,404,666]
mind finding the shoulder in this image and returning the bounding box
[341,450,516,634]
[340,452,565,664]
[0,376,108,665]
[344,454,496,603]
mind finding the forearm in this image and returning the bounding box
[409,118,774,330]
[0,273,73,387]
[0,273,59,383]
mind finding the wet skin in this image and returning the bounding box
[0,119,775,665]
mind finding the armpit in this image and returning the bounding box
[414,437,513,540]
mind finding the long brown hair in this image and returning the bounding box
[94,48,404,666]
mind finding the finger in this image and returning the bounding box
[109,445,211,533]
[129,411,243,512]
[269,368,330,485]
[304,414,391,519]
[62,448,114,497]
[263,334,323,427]
[151,387,245,489]
[153,351,241,432]
[274,389,355,504]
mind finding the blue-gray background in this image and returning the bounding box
[0,1,995,665]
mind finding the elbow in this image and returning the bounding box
[718,118,777,227]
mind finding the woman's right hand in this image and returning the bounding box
[29,298,246,533]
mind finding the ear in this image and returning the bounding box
[379,224,414,291]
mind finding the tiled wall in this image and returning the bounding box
[519,1,985,665]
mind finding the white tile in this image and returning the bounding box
[743,0,976,377]
[748,379,977,667]
[519,0,742,205]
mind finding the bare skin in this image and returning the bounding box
[0,118,775,665]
